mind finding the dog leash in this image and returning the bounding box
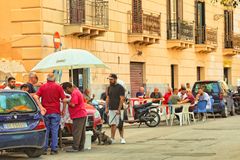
[109,112,118,125]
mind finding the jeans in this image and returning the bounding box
[44,114,61,151]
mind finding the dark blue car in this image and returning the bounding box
[192,80,235,118]
[0,90,46,158]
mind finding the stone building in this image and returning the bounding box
[0,0,240,96]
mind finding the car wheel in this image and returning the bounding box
[222,105,228,118]
[24,148,44,158]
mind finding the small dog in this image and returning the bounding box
[94,130,112,145]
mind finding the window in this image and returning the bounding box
[224,10,233,48]
[167,0,183,39]
[69,0,85,24]
[132,0,142,33]
[0,92,37,114]
[195,1,205,44]
[194,82,220,95]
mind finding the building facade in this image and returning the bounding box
[0,0,240,96]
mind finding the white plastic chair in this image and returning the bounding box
[170,104,191,126]
[159,105,169,125]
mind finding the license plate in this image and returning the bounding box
[3,122,28,129]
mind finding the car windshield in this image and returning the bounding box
[0,92,37,114]
[194,82,220,95]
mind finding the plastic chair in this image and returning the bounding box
[170,104,190,126]
[188,105,196,124]
[159,105,169,125]
[207,98,215,120]
[195,100,207,121]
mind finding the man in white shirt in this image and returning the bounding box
[178,87,187,100]
[4,77,16,90]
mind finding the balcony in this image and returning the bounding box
[223,34,240,56]
[167,20,194,50]
[127,11,161,45]
[64,0,108,38]
[195,26,218,54]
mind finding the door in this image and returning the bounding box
[171,64,178,89]
[224,10,233,48]
[130,62,144,97]
[224,67,231,85]
[195,1,205,44]
[69,68,90,92]
[197,66,205,81]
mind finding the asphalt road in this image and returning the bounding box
[1,115,240,160]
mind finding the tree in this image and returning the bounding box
[211,0,240,8]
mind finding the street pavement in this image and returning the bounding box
[1,115,240,160]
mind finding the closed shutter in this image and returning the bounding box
[177,0,183,20]
[224,10,234,48]
[132,0,142,33]
[130,62,144,97]
[70,0,85,24]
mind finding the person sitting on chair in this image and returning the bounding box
[150,88,164,103]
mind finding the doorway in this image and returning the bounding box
[224,67,231,84]
[197,66,205,81]
[69,68,90,92]
[130,62,144,97]
[171,64,178,89]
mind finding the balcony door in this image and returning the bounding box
[224,10,233,48]
[167,0,183,39]
[132,0,142,33]
[69,0,85,24]
[195,1,205,44]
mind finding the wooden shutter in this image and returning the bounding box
[132,0,142,33]
[224,10,234,47]
[177,0,183,20]
[69,0,85,24]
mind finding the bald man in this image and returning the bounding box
[33,73,67,155]
[136,87,145,98]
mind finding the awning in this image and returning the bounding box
[0,59,26,74]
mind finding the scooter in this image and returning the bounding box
[125,102,160,127]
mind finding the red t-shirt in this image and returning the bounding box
[36,81,66,115]
[185,94,195,104]
[163,92,172,104]
[69,89,87,119]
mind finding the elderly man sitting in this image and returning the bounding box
[150,88,164,103]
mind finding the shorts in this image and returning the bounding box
[109,110,124,126]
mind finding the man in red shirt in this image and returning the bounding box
[61,82,87,152]
[33,73,67,155]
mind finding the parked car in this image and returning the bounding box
[61,103,102,142]
[192,80,235,117]
[0,90,46,158]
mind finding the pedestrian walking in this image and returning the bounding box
[33,73,67,155]
[105,73,126,144]
[61,82,87,152]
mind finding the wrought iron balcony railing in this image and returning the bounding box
[65,0,109,28]
[195,26,218,45]
[225,34,240,50]
[128,11,161,36]
[167,20,194,41]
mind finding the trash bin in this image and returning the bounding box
[84,131,93,150]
